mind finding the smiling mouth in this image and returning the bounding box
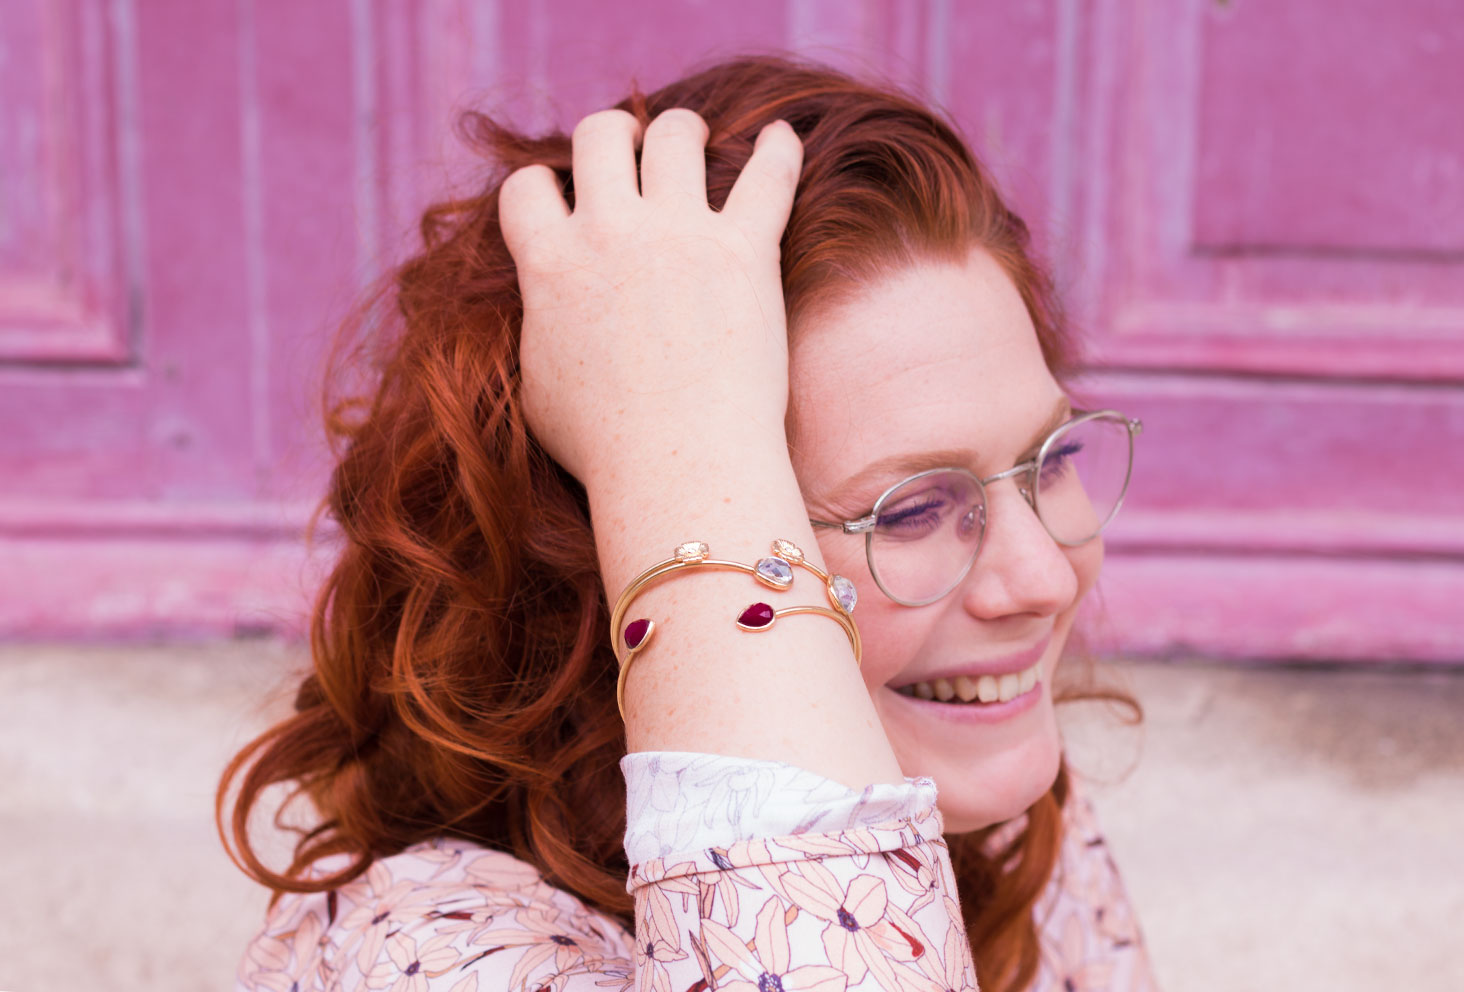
[892,660,1042,705]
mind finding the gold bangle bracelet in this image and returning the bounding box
[611,539,861,721]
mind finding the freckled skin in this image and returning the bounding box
[788,247,1102,834]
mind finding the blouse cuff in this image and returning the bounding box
[621,750,938,865]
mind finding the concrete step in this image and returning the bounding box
[1,644,1459,991]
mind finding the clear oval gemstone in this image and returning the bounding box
[829,574,857,613]
[674,541,710,562]
[754,556,794,588]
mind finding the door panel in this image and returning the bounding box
[3,0,1459,661]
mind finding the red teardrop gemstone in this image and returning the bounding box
[737,602,775,628]
[624,618,652,650]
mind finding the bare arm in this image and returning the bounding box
[498,107,902,790]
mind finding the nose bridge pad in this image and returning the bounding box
[996,465,1037,510]
[965,502,986,537]
[995,470,1043,530]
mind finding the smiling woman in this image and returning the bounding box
[218,54,1156,992]
[792,250,1125,832]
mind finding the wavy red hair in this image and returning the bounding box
[218,53,1139,992]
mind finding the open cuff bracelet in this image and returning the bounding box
[611,539,861,720]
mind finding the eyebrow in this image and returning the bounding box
[821,397,1073,509]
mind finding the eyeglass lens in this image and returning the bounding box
[868,414,1133,604]
[1035,414,1133,545]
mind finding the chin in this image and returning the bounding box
[890,697,1065,836]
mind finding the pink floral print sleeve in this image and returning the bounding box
[237,753,1157,992]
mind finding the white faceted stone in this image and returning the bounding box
[829,574,857,613]
[755,556,794,588]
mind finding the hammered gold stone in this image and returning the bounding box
[674,541,710,562]
[771,538,804,563]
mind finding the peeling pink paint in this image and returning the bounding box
[1,0,1460,661]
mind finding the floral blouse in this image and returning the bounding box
[237,752,1158,992]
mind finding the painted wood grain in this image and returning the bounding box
[1,0,1460,661]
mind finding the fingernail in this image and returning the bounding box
[757,119,789,145]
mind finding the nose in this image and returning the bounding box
[957,476,1078,619]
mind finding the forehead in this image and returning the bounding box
[788,247,1064,502]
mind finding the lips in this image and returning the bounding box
[889,634,1052,704]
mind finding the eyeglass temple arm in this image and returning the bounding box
[808,516,877,535]
[809,412,1142,538]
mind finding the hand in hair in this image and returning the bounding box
[498,107,803,488]
[501,106,901,787]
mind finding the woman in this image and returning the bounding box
[220,54,1157,992]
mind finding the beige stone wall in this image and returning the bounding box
[1,646,1460,991]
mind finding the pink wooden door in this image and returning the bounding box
[3,0,1460,662]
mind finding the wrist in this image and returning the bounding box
[585,441,820,602]
[582,419,793,508]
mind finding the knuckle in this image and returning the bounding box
[778,155,804,186]
[767,145,803,184]
[761,122,804,162]
[646,107,709,139]
[748,153,799,191]
[500,163,551,200]
[572,108,638,141]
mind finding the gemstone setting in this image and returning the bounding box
[828,575,857,614]
[771,538,804,563]
[736,602,776,629]
[754,556,795,590]
[624,618,654,652]
[674,541,710,562]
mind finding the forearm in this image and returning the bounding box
[588,429,904,790]
[501,109,900,790]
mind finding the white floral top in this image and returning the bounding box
[237,753,1157,992]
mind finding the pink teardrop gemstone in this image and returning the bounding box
[737,602,775,629]
[624,618,652,650]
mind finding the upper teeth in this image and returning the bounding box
[902,661,1041,704]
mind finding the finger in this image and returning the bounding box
[570,109,643,214]
[498,164,570,265]
[722,120,804,245]
[638,108,710,205]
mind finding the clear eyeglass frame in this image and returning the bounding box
[808,408,1144,607]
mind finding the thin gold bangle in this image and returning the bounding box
[611,539,861,720]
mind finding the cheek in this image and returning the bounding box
[1069,534,1105,601]
[1049,537,1103,679]
[853,601,923,694]
[809,530,914,691]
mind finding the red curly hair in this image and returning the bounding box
[218,53,1139,992]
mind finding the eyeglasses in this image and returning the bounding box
[808,409,1142,607]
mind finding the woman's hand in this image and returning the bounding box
[499,107,901,787]
[498,108,803,488]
